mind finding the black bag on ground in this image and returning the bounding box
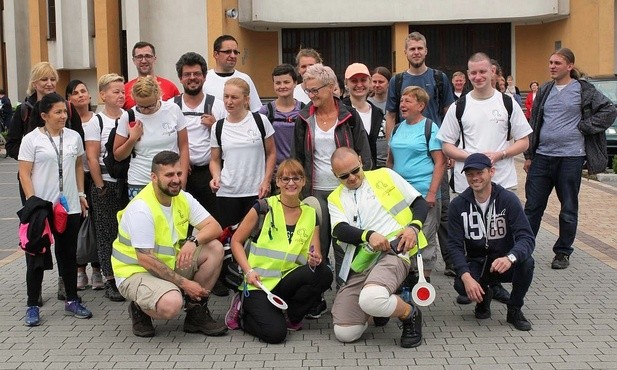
[76,216,98,265]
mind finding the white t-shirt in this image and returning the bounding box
[293,84,311,105]
[357,107,372,134]
[83,112,118,183]
[313,124,340,191]
[180,94,227,167]
[329,168,422,236]
[203,69,262,112]
[437,90,533,193]
[116,190,210,287]
[116,100,187,186]
[18,128,85,215]
[210,112,275,197]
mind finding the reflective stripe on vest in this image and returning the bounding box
[111,182,190,279]
[245,195,316,291]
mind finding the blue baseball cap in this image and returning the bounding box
[461,153,492,172]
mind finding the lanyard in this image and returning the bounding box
[43,127,64,193]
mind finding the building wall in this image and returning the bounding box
[3,0,31,101]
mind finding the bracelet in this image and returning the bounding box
[246,268,255,276]
[78,192,86,198]
[502,150,507,160]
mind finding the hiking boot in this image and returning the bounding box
[305,297,327,319]
[104,280,125,302]
[491,283,511,304]
[91,272,104,290]
[77,272,88,290]
[183,301,228,336]
[474,286,493,320]
[506,306,532,331]
[128,301,155,337]
[551,253,570,269]
[400,305,422,348]
[225,293,242,330]
[25,306,40,326]
[373,317,390,327]
[65,301,93,319]
[211,280,230,297]
[456,294,472,305]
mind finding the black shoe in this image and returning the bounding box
[491,283,511,304]
[211,280,230,297]
[507,306,532,331]
[373,317,390,327]
[305,297,327,319]
[474,286,493,320]
[184,301,228,336]
[104,280,126,302]
[400,305,422,348]
[128,301,155,337]
[551,253,570,269]
[443,267,456,277]
[456,294,472,305]
[395,272,419,294]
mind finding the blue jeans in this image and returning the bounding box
[524,154,585,256]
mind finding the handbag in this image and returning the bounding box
[52,197,69,233]
[76,216,98,264]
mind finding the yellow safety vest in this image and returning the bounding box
[245,195,316,291]
[328,168,428,257]
[111,182,190,279]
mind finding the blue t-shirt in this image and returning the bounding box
[386,68,455,125]
[258,100,303,165]
[389,118,442,198]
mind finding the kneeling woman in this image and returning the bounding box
[229,159,333,343]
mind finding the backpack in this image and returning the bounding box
[391,118,434,158]
[455,92,513,149]
[101,109,136,179]
[215,112,266,148]
[173,94,215,117]
[394,69,445,123]
[265,101,306,125]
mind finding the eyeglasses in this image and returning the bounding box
[304,84,330,96]
[133,54,155,61]
[136,101,159,113]
[279,176,304,184]
[181,71,204,79]
[217,49,241,55]
[336,166,361,180]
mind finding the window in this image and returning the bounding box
[47,0,56,40]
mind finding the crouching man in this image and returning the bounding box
[111,150,228,337]
[448,153,535,331]
[328,147,429,348]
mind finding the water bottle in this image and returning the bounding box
[401,286,411,303]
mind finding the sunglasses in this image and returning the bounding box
[336,166,361,180]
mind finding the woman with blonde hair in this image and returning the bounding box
[113,76,189,199]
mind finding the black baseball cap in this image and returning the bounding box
[461,153,492,172]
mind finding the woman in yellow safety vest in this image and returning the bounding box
[226,159,333,343]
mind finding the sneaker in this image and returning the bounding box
[507,306,532,331]
[305,297,327,319]
[456,294,472,305]
[25,306,40,326]
[225,293,242,330]
[211,280,230,297]
[77,272,88,290]
[474,286,493,320]
[286,319,304,331]
[104,280,125,302]
[91,272,104,290]
[129,301,155,337]
[183,302,228,336]
[551,253,570,269]
[65,301,93,319]
[491,283,511,304]
[399,305,422,348]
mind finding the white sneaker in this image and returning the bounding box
[91,272,104,290]
[77,272,88,290]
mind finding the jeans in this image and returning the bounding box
[524,154,585,256]
[453,255,535,308]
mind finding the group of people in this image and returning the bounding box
[8,31,616,349]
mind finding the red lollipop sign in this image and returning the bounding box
[412,253,436,306]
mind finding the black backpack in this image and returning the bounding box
[173,94,215,117]
[391,118,434,158]
[100,109,136,180]
[393,69,446,123]
[215,112,266,149]
[455,92,513,149]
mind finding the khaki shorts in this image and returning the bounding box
[118,245,204,311]
[332,253,410,326]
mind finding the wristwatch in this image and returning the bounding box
[186,235,199,247]
[507,254,517,264]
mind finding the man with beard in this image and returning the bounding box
[175,52,226,215]
[124,41,180,109]
[111,151,228,338]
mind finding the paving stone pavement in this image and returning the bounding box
[1,156,616,370]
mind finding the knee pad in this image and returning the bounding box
[358,285,397,318]
[334,323,368,343]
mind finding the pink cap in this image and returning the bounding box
[345,63,370,79]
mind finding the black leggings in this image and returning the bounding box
[241,263,333,343]
[26,213,81,306]
[216,196,257,229]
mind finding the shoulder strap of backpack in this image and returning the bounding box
[127,108,135,123]
[394,72,403,122]
[96,113,103,134]
[501,92,513,140]
[433,69,444,113]
[215,118,225,147]
[204,94,215,115]
[424,118,433,158]
[455,95,467,149]
[250,198,272,242]
[252,112,267,143]
[173,95,183,109]
[266,102,275,124]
